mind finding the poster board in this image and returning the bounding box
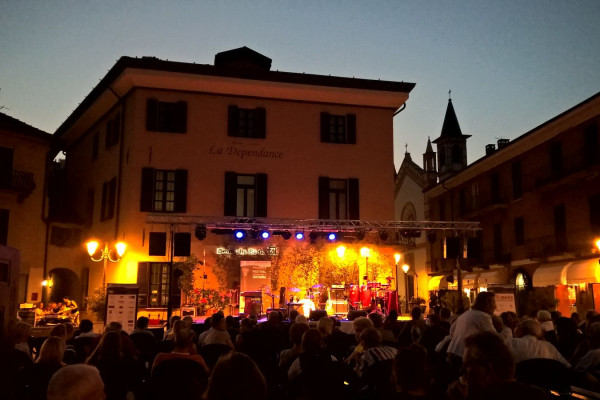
[106,284,138,334]
[240,261,271,314]
[493,292,516,315]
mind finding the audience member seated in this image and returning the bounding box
[357,327,397,399]
[368,311,397,345]
[279,321,309,372]
[16,336,66,400]
[398,307,428,348]
[505,318,570,367]
[152,328,207,374]
[447,331,549,400]
[204,312,234,348]
[130,316,158,369]
[204,352,267,400]
[393,344,433,399]
[162,315,181,340]
[13,321,33,360]
[573,322,600,388]
[47,364,105,400]
[555,316,584,362]
[383,309,402,338]
[537,310,557,346]
[344,316,374,367]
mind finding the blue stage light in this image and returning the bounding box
[295,232,304,240]
[327,232,337,241]
[234,230,245,239]
[260,231,270,239]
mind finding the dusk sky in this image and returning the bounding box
[2,1,600,170]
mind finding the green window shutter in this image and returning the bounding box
[320,112,330,143]
[346,114,356,144]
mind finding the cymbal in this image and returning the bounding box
[312,284,323,288]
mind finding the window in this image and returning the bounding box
[224,172,267,217]
[140,168,187,213]
[105,113,121,149]
[550,142,562,176]
[50,226,82,247]
[146,99,187,133]
[318,177,359,220]
[0,209,8,246]
[554,204,567,252]
[584,123,599,166]
[228,106,266,138]
[100,177,116,221]
[589,193,600,235]
[0,146,14,189]
[491,172,501,203]
[85,190,94,226]
[512,161,522,199]
[320,113,356,144]
[92,132,99,160]
[471,184,479,210]
[451,144,462,164]
[514,217,524,246]
[147,263,170,307]
[0,261,8,284]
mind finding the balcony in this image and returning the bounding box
[525,234,569,260]
[529,154,600,193]
[0,169,36,202]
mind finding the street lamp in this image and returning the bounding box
[394,253,401,312]
[360,247,370,286]
[86,240,126,287]
[402,264,410,313]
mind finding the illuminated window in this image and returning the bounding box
[320,113,356,144]
[148,262,170,308]
[224,172,267,217]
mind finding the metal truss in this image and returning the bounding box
[145,215,480,232]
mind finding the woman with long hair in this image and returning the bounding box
[17,336,66,400]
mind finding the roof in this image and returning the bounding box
[432,99,471,143]
[54,48,415,138]
[0,112,52,141]
[395,151,426,192]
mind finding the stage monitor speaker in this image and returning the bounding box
[445,237,461,259]
[174,232,191,257]
[347,310,368,321]
[309,310,328,321]
[149,232,167,256]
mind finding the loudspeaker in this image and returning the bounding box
[309,310,328,321]
[467,237,481,259]
[194,225,206,240]
[445,237,461,259]
[174,232,191,257]
[279,287,286,305]
[347,310,368,321]
[149,232,167,256]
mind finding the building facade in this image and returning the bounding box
[52,47,416,319]
[425,93,600,316]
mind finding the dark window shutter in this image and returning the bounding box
[175,101,187,133]
[174,232,191,257]
[0,209,8,246]
[114,113,121,143]
[318,177,330,219]
[105,120,112,149]
[140,168,155,212]
[146,99,158,131]
[224,172,237,216]
[256,173,268,217]
[149,232,167,256]
[137,262,149,308]
[0,146,14,189]
[100,182,108,221]
[320,113,330,143]
[174,169,188,213]
[348,178,359,220]
[108,177,117,219]
[346,114,356,144]
[256,108,266,139]
[228,106,239,137]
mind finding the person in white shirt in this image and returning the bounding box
[505,318,570,367]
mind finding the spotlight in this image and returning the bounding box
[295,231,305,240]
[260,230,270,239]
[327,232,337,241]
[234,230,245,239]
[309,231,319,241]
[273,230,292,240]
[194,225,207,240]
[378,230,389,241]
[356,230,366,241]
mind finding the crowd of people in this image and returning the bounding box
[2,291,600,400]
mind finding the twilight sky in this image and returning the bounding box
[2,1,600,170]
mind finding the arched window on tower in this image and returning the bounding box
[451,144,462,164]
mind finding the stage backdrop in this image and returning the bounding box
[239,260,272,314]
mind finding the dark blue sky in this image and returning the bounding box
[2,1,599,169]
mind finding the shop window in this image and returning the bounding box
[140,168,187,213]
[224,172,267,217]
[228,106,266,138]
[318,177,359,220]
[146,99,187,133]
[320,113,356,144]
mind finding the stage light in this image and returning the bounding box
[194,225,207,240]
[356,230,366,241]
[260,230,270,239]
[378,230,389,241]
[309,231,319,242]
[273,230,292,240]
[234,230,245,239]
[295,231,305,240]
[327,232,337,241]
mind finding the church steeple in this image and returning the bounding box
[423,137,437,187]
[432,94,471,180]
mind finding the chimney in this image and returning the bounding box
[485,144,496,155]
[497,138,510,149]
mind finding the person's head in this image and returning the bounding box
[317,316,334,336]
[515,318,542,339]
[289,310,299,322]
[171,319,186,335]
[205,352,266,400]
[37,336,66,364]
[106,321,122,334]
[79,319,94,333]
[267,311,281,323]
[440,307,451,320]
[301,328,325,354]
[295,314,308,324]
[386,309,398,322]
[551,311,562,322]
[182,315,194,329]
[536,310,552,323]
[240,317,256,332]
[393,344,429,394]
[368,311,384,328]
[211,312,226,330]
[462,332,515,396]
[472,292,496,314]
[136,316,150,330]
[571,312,582,325]
[491,315,504,334]
[90,331,122,362]
[169,315,181,329]
[63,322,75,340]
[289,322,310,347]
[174,328,196,352]
[555,317,578,341]
[352,316,374,340]
[411,306,423,321]
[49,323,67,339]
[426,313,441,327]
[359,327,382,350]
[500,311,518,331]
[47,364,105,400]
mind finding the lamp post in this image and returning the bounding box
[360,247,370,286]
[86,240,126,287]
[394,253,401,313]
[402,264,410,313]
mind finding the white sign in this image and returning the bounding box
[106,294,138,333]
[216,246,278,256]
[494,292,517,315]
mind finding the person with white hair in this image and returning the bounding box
[505,318,570,367]
[47,364,105,400]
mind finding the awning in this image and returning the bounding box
[478,268,509,286]
[428,275,448,291]
[566,259,600,284]
[533,263,568,287]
